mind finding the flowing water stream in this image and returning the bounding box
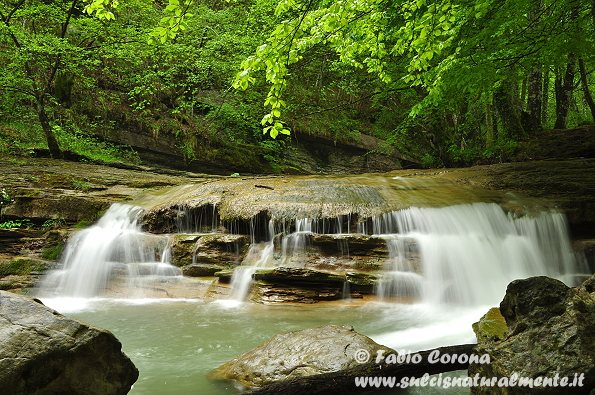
[35,176,590,394]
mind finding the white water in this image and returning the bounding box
[39,200,586,308]
[229,220,276,301]
[37,204,182,298]
[373,203,587,305]
[280,218,313,267]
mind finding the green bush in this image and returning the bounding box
[42,218,66,230]
[0,219,33,229]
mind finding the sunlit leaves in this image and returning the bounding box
[233,0,469,136]
[148,0,194,44]
[235,0,594,138]
[84,0,120,20]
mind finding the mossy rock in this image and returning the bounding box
[182,264,225,277]
[41,244,64,260]
[345,271,379,294]
[345,271,378,286]
[0,258,50,276]
[214,269,234,284]
[252,267,345,285]
[472,307,508,343]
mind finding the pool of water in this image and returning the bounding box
[43,298,487,395]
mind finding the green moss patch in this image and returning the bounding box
[0,259,49,276]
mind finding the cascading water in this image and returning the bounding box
[229,215,356,300]
[280,218,313,267]
[37,203,182,298]
[375,236,425,299]
[38,199,586,309]
[229,220,276,301]
[372,203,587,305]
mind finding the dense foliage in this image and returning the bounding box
[1,0,594,168]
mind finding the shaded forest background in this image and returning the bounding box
[0,0,594,174]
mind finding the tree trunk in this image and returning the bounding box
[554,58,576,129]
[242,344,476,395]
[520,78,527,110]
[485,100,494,147]
[35,97,62,159]
[542,68,550,125]
[578,58,595,122]
[526,68,542,131]
[494,80,525,138]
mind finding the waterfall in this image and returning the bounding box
[37,203,181,298]
[280,218,313,267]
[372,203,587,305]
[229,220,276,301]
[37,198,586,308]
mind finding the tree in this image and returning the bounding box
[554,57,576,129]
[0,0,87,157]
[0,0,158,158]
[234,0,595,141]
[578,57,595,122]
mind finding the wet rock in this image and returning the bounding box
[310,234,387,256]
[0,275,36,291]
[193,234,249,266]
[0,291,138,395]
[252,267,345,284]
[574,239,595,273]
[210,324,394,388]
[182,263,225,277]
[250,283,343,304]
[0,258,51,291]
[170,234,201,266]
[345,271,379,294]
[170,233,249,267]
[248,268,346,304]
[0,229,45,257]
[3,191,108,223]
[215,269,234,284]
[469,276,595,394]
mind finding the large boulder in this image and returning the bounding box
[210,324,394,388]
[469,276,595,394]
[0,291,138,395]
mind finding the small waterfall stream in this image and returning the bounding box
[37,204,182,298]
[230,221,275,301]
[372,203,585,305]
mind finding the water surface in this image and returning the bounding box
[45,298,485,394]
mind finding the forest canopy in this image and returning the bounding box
[1,0,594,168]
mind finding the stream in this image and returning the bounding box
[34,174,590,394]
[43,298,482,394]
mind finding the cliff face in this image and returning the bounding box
[95,126,410,175]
